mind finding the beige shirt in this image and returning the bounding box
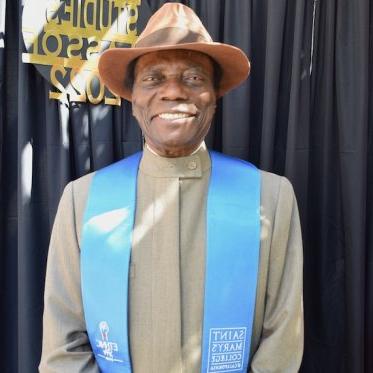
[39,145,303,372]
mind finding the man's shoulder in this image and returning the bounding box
[260,169,294,194]
[260,169,283,188]
[69,171,95,199]
[210,152,295,201]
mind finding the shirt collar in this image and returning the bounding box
[140,142,211,178]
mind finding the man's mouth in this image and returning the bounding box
[155,112,196,121]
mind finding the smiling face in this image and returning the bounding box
[131,50,217,157]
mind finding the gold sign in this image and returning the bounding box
[22,0,149,105]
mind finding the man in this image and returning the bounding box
[40,3,303,373]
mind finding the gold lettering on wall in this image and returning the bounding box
[22,0,141,106]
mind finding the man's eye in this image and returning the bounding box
[185,75,203,81]
[142,76,158,82]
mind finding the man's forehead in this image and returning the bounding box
[135,49,214,72]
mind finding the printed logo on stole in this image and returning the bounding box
[96,321,123,363]
[207,327,247,372]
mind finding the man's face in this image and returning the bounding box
[131,50,217,157]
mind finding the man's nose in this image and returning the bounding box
[160,78,188,101]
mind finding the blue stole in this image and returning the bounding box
[81,151,261,373]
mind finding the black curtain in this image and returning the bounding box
[302,0,372,372]
[0,0,372,372]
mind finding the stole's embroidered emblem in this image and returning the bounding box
[207,327,247,372]
[96,321,123,363]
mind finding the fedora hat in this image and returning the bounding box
[98,2,250,101]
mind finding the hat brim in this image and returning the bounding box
[98,42,250,101]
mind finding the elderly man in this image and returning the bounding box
[40,3,303,373]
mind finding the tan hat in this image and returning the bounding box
[98,2,250,101]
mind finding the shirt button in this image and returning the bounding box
[188,161,197,170]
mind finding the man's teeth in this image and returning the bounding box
[158,113,194,120]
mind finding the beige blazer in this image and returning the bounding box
[39,147,303,373]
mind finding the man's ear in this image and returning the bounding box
[131,99,137,118]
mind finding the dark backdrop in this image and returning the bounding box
[1,0,372,372]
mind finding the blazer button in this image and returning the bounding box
[188,161,197,170]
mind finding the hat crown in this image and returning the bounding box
[135,3,212,48]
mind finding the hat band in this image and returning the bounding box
[135,27,211,48]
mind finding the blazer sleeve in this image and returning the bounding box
[39,181,99,373]
[250,176,304,372]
